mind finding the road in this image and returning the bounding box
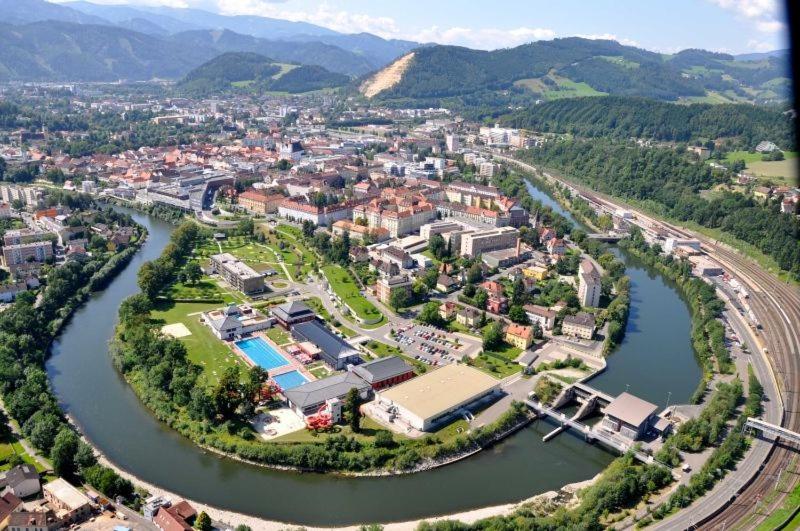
[487,149,800,530]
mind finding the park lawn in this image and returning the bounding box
[276,224,303,239]
[196,236,278,269]
[163,279,226,301]
[0,440,47,473]
[302,297,359,337]
[321,265,384,323]
[747,158,799,186]
[151,300,246,385]
[472,342,523,379]
[266,327,291,345]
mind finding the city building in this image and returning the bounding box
[209,253,265,295]
[374,364,500,431]
[601,392,659,440]
[505,323,534,349]
[331,220,390,243]
[562,312,596,340]
[291,320,361,370]
[2,240,53,276]
[8,511,59,531]
[284,372,371,417]
[460,226,519,258]
[445,134,460,152]
[439,301,458,320]
[578,260,602,308]
[352,356,415,390]
[376,275,413,305]
[271,300,316,329]
[42,478,92,525]
[238,190,285,215]
[352,198,437,238]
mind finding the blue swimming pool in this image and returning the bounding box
[235,337,289,370]
[273,370,308,390]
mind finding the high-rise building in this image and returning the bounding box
[578,259,601,308]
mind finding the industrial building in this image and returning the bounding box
[374,364,500,431]
[600,392,660,440]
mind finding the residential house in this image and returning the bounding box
[0,492,22,530]
[439,301,458,320]
[0,464,40,498]
[524,304,556,331]
[562,312,595,340]
[435,274,457,293]
[42,478,92,525]
[505,323,534,349]
[456,307,482,328]
[154,501,197,531]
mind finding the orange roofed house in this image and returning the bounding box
[154,501,197,531]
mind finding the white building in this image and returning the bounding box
[578,260,601,308]
[460,226,518,258]
[446,134,460,152]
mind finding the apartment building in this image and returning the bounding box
[2,240,53,270]
[210,253,265,295]
[460,226,519,258]
[238,189,285,215]
[376,275,412,305]
[578,259,602,308]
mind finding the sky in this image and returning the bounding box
[53,0,791,54]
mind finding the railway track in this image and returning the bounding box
[491,152,800,529]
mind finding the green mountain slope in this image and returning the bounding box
[362,38,791,105]
[178,52,349,95]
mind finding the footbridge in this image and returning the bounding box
[744,417,800,444]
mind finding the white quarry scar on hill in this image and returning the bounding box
[360,52,415,98]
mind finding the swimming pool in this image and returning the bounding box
[235,337,289,370]
[273,370,309,390]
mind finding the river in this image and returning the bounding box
[46,184,700,526]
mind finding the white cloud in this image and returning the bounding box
[413,26,555,49]
[574,33,640,47]
[708,0,786,33]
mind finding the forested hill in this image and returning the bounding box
[519,140,800,278]
[361,38,790,106]
[178,52,349,95]
[502,97,796,150]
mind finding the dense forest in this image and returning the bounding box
[372,38,789,104]
[519,140,800,278]
[178,52,349,96]
[503,97,796,150]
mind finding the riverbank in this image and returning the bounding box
[88,436,601,531]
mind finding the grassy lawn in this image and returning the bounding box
[151,300,246,385]
[471,342,522,379]
[0,439,48,473]
[266,327,291,345]
[724,150,798,164]
[321,265,384,324]
[307,361,333,379]
[302,297,357,337]
[164,279,226,301]
[755,480,800,530]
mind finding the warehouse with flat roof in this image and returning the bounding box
[374,364,500,431]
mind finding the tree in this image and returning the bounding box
[185,261,202,284]
[389,288,410,310]
[75,441,98,471]
[418,302,444,327]
[345,388,361,433]
[532,322,544,340]
[301,220,315,238]
[473,289,488,310]
[237,218,254,236]
[511,278,526,306]
[466,263,483,284]
[429,233,448,259]
[212,366,243,419]
[195,511,212,531]
[482,321,504,351]
[119,293,152,325]
[51,428,80,478]
[508,305,530,324]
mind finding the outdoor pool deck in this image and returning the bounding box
[232,333,317,384]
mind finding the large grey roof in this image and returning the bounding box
[352,356,413,384]
[604,392,658,427]
[292,320,358,361]
[284,372,370,409]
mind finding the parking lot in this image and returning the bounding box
[392,323,482,366]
